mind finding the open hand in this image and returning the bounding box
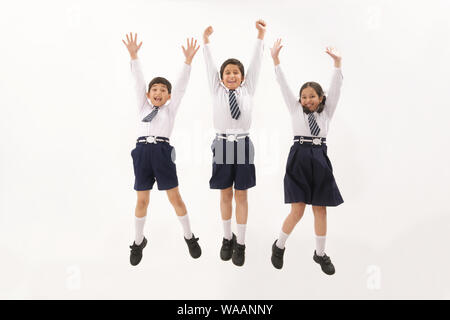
[325,46,342,67]
[122,33,142,60]
[270,38,283,65]
[182,38,200,65]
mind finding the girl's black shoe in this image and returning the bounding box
[313,251,335,275]
[271,240,285,269]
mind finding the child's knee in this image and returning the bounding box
[313,206,327,217]
[168,194,184,208]
[290,209,303,221]
[290,203,305,220]
[234,190,247,203]
[136,198,149,209]
[221,188,233,203]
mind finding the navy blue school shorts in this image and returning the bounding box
[131,137,178,191]
[284,140,343,206]
[209,136,256,190]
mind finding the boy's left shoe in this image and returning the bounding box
[184,234,202,259]
[232,242,246,267]
[313,251,335,275]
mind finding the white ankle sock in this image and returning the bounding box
[178,214,193,239]
[236,223,246,245]
[222,219,232,240]
[315,235,326,256]
[276,230,290,249]
[134,216,146,245]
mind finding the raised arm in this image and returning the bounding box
[170,38,200,112]
[202,26,221,93]
[123,33,147,111]
[323,47,343,119]
[244,19,266,95]
[271,39,298,114]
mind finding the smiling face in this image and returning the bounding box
[300,86,324,112]
[221,64,244,90]
[146,83,171,107]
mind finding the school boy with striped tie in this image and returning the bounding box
[122,33,202,266]
[202,20,266,267]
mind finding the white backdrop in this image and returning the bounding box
[1,0,450,299]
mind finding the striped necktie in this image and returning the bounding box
[308,113,321,136]
[228,90,241,120]
[142,107,159,122]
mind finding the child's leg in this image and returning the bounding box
[234,189,248,245]
[220,187,233,240]
[312,205,327,256]
[166,187,192,239]
[276,202,306,248]
[166,187,187,216]
[134,190,150,245]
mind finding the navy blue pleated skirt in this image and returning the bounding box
[284,138,343,206]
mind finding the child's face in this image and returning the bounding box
[146,84,171,107]
[221,64,243,90]
[300,87,323,112]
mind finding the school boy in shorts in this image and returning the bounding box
[202,20,266,267]
[122,33,201,266]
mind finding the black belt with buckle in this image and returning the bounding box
[136,136,170,144]
[293,136,326,145]
[216,133,250,142]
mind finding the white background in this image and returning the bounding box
[1,0,449,299]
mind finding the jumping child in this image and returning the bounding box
[122,33,201,266]
[270,39,344,275]
[202,20,266,267]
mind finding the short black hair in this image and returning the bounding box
[220,59,245,80]
[148,77,172,94]
[299,82,327,114]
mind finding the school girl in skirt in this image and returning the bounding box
[269,39,344,275]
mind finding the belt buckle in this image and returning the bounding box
[299,137,304,144]
[312,138,322,145]
[146,136,156,144]
[227,134,237,142]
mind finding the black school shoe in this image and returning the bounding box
[313,251,335,275]
[184,234,202,259]
[220,233,236,261]
[271,240,285,269]
[129,237,147,266]
[232,240,246,267]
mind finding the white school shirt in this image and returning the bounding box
[203,39,264,134]
[274,64,343,138]
[130,59,191,138]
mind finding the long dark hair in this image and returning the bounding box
[299,82,326,114]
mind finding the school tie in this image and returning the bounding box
[308,113,321,136]
[142,107,159,122]
[228,90,241,120]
